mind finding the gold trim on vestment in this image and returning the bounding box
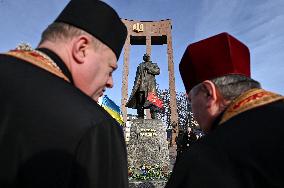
[5,50,70,82]
[219,88,284,124]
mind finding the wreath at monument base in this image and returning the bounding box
[128,164,171,180]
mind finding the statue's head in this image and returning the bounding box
[143,53,150,61]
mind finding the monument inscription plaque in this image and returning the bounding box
[127,119,169,187]
[127,119,169,169]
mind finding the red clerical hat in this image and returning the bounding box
[180,32,250,93]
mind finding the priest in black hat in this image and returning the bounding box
[0,0,128,188]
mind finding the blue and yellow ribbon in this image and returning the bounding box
[99,95,124,126]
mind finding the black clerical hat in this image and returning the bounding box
[55,0,127,60]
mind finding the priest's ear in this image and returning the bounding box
[202,80,230,117]
[71,34,92,64]
[201,80,219,108]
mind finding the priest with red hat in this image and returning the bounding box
[165,32,284,187]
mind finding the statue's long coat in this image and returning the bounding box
[126,61,160,109]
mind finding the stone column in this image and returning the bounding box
[167,23,178,146]
[146,35,152,56]
[121,36,130,123]
[145,35,152,119]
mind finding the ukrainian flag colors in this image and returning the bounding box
[98,95,124,126]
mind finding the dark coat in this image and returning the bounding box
[126,61,160,109]
[0,48,129,188]
[166,98,284,188]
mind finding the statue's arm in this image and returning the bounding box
[146,63,160,75]
[133,65,143,86]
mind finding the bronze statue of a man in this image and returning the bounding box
[126,54,162,119]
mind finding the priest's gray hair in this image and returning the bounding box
[190,74,261,103]
[39,22,104,50]
[211,74,261,101]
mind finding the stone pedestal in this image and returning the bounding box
[129,180,167,188]
[127,119,170,187]
[127,119,170,169]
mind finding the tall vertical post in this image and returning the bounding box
[167,22,178,146]
[146,35,152,56]
[121,36,130,122]
[145,35,152,119]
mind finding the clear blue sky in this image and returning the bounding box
[1,0,284,108]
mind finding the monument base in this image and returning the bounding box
[127,119,170,181]
[129,180,167,188]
